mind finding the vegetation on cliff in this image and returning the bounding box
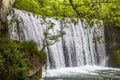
[0,35,47,80]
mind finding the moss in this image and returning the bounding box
[0,36,47,80]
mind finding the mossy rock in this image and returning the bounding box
[0,36,47,80]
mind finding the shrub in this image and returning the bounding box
[0,37,46,80]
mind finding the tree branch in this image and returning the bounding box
[69,0,84,17]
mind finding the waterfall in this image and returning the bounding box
[8,9,107,69]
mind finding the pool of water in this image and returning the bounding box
[41,66,120,80]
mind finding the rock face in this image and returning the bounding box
[0,0,15,30]
[27,53,47,77]
[105,24,120,67]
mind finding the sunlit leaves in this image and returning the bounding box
[14,0,120,27]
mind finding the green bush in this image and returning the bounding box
[0,37,46,80]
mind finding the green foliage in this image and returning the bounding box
[0,37,46,80]
[19,40,38,54]
[0,37,27,80]
[13,0,76,17]
[41,20,66,51]
[14,0,120,27]
[14,0,41,15]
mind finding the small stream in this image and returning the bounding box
[42,66,120,80]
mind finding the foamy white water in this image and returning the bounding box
[42,65,120,79]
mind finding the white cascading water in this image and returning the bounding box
[8,9,107,69]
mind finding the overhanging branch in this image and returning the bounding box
[69,0,84,17]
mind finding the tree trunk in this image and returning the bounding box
[0,0,15,31]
